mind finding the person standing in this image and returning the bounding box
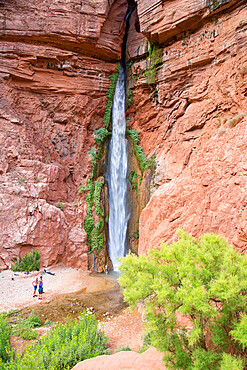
[38,277,43,300]
[32,277,38,298]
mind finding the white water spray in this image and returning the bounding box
[108,63,128,271]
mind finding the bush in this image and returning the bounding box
[2,313,109,369]
[12,324,38,340]
[25,311,41,328]
[11,251,40,272]
[119,230,247,369]
[115,345,131,353]
[0,315,12,363]
[11,312,41,340]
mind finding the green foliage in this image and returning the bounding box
[1,310,19,318]
[126,89,133,110]
[1,314,108,369]
[87,146,97,159]
[55,201,66,211]
[25,311,42,328]
[103,64,120,128]
[220,353,244,369]
[94,128,111,146]
[44,320,55,327]
[115,345,132,353]
[0,315,12,363]
[94,181,104,217]
[11,251,40,272]
[78,62,120,253]
[11,312,41,340]
[144,42,163,85]
[126,129,155,173]
[128,231,139,240]
[79,174,105,254]
[2,313,108,369]
[128,170,142,191]
[138,332,153,353]
[119,231,247,369]
[12,325,38,340]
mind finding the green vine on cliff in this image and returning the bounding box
[77,63,121,254]
[128,170,142,191]
[103,63,120,127]
[126,129,155,173]
[78,139,108,253]
[144,41,163,85]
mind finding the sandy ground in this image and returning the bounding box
[0,265,114,312]
[0,266,145,353]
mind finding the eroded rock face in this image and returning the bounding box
[0,0,246,270]
[73,347,165,370]
[135,0,241,44]
[0,0,128,269]
[126,2,247,254]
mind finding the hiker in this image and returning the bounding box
[32,277,39,298]
[105,264,108,275]
[44,268,55,276]
[38,277,43,300]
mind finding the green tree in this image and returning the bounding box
[119,230,247,369]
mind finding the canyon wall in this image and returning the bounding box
[126,0,247,254]
[0,0,127,269]
[0,0,246,270]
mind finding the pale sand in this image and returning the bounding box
[0,265,114,312]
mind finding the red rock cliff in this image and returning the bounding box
[126,0,247,254]
[0,0,128,269]
[0,0,246,270]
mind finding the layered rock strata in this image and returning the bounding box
[0,0,246,270]
[126,1,247,254]
[0,0,128,269]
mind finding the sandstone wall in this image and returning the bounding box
[126,1,247,254]
[0,0,246,269]
[0,0,128,269]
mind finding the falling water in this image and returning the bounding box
[108,63,128,271]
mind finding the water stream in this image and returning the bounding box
[108,63,128,271]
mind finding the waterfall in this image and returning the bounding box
[108,63,128,271]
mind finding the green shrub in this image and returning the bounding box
[119,230,247,369]
[11,251,40,272]
[44,320,55,327]
[94,128,111,146]
[11,312,41,340]
[0,315,12,363]
[25,311,41,328]
[12,324,38,340]
[3,313,109,369]
[115,345,131,353]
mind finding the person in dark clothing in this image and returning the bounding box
[38,277,43,300]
